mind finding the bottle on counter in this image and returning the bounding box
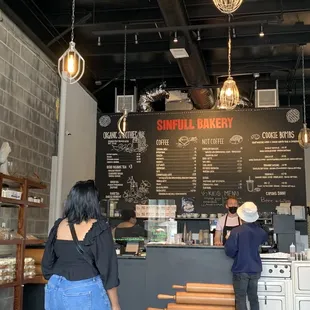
[209,233,214,246]
[290,243,296,260]
[183,223,187,243]
[109,201,116,217]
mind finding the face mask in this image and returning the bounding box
[229,207,238,214]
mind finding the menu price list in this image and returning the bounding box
[201,143,243,207]
[155,139,197,196]
[248,131,304,203]
[105,151,143,200]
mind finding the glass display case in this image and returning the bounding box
[145,219,177,243]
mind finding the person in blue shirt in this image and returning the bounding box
[225,201,268,310]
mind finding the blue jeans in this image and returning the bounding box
[45,275,111,310]
[233,273,260,310]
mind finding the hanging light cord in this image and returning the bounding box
[117,25,128,136]
[70,0,76,43]
[228,16,232,78]
[301,45,307,125]
[123,25,127,101]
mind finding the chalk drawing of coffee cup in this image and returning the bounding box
[246,177,255,192]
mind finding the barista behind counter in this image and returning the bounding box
[112,209,147,241]
[214,196,241,246]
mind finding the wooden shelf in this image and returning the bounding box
[0,174,47,310]
[0,197,22,207]
[23,275,46,285]
[26,201,47,208]
[0,173,46,190]
[0,281,18,289]
[0,173,23,185]
[0,197,48,208]
[27,180,46,190]
[0,239,45,246]
[25,239,45,245]
[0,239,23,245]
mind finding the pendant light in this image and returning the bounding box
[298,45,310,149]
[219,23,239,110]
[117,26,128,137]
[58,0,85,84]
[213,0,243,14]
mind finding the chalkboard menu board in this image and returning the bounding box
[96,108,306,213]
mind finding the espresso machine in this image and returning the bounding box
[272,214,296,253]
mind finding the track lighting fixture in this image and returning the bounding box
[259,24,264,37]
[232,27,236,38]
[97,36,101,46]
[173,32,178,43]
[197,30,201,41]
[135,33,138,45]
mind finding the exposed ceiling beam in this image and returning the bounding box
[157,0,215,109]
[186,0,310,19]
[92,19,272,36]
[202,31,310,49]
[47,0,310,27]
[45,0,157,14]
[48,8,162,27]
[81,31,310,56]
[96,66,182,80]
[47,12,92,47]
[94,56,310,79]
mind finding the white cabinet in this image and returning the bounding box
[292,262,310,294]
[258,280,286,295]
[258,296,286,310]
[294,296,310,310]
[256,279,293,310]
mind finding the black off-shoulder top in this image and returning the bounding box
[41,218,120,290]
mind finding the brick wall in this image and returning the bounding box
[0,12,59,308]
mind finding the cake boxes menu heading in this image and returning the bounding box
[96,108,306,213]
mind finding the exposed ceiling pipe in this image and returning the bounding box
[156,0,214,109]
[138,82,169,112]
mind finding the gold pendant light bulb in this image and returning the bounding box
[225,87,233,97]
[298,123,310,149]
[67,54,75,75]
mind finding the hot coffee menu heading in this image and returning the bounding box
[96,108,306,213]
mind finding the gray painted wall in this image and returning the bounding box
[49,81,97,226]
[0,12,58,308]
[61,83,97,205]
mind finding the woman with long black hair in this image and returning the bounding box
[42,180,120,310]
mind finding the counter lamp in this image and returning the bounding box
[58,0,85,84]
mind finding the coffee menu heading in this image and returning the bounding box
[96,108,306,213]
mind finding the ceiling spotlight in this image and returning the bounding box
[259,24,264,37]
[232,27,236,38]
[197,30,201,41]
[97,36,101,46]
[173,32,178,43]
[135,33,138,45]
